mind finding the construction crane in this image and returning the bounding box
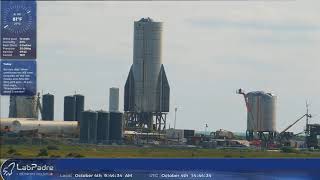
[237,89,250,112]
[35,92,43,120]
[279,113,311,135]
[279,102,312,135]
[277,102,312,146]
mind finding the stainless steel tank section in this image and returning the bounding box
[109,88,119,112]
[64,96,76,121]
[42,93,54,120]
[0,118,78,136]
[133,18,162,112]
[9,96,38,119]
[246,91,276,132]
[74,94,85,122]
[109,112,123,143]
[97,110,110,144]
[80,110,97,143]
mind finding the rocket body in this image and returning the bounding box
[125,18,169,113]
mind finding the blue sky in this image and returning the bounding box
[1,1,319,133]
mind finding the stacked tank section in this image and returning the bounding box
[9,95,38,119]
[63,94,85,121]
[42,93,54,120]
[80,110,98,143]
[109,88,119,112]
[246,91,276,132]
[79,110,123,144]
[109,112,123,143]
[74,94,85,121]
[246,91,277,141]
[97,110,110,144]
[64,96,76,121]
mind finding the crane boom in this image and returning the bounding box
[280,114,306,134]
[280,102,312,135]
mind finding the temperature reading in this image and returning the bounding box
[13,17,23,22]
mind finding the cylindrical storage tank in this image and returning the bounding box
[109,88,119,112]
[64,96,75,121]
[109,112,123,143]
[9,95,38,119]
[74,94,85,122]
[133,18,162,112]
[42,93,54,120]
[246,91,276,132]
[80,110,98,143]
[97,110,110,144]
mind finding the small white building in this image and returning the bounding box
[166,129,184,140]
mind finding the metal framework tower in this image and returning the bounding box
[125,112,167,132]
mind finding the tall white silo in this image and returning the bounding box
[109,87,119,112]
[246,91,276,132]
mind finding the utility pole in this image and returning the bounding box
[306,101,309,128]
[205,124,208,136]
[174,107,178,129]
[305,101,312,134]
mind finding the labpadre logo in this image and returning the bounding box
[2,162,15,176]
[1,160,54,179]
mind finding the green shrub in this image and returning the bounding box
[50,154,61,158]
[13,152,22,156]
[7,147,16,154]
[47,145,59,150]
[37,148,48,156]
[280,147,298,153]
[74,154,85,158]
[66,152,84,158]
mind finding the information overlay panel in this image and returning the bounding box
[0,60,36,96]
[1,0,37,59]
[1,0,37,96]
[1,158,320,180]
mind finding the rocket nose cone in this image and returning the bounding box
[138,17,154,22]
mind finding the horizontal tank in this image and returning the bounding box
[0,118,78,136]
[246,91,276,132]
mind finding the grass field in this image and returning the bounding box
[1,144,320,158]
